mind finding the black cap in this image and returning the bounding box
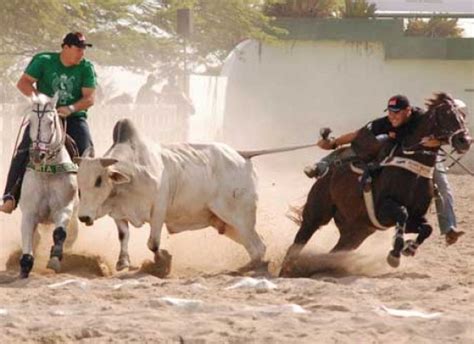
[62,32,92,48]
[385,95,410,112]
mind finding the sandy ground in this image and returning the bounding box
[0,152,473,344]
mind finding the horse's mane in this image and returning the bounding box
[425,92,454,112]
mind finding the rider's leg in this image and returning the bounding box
[1,127,31,213]
[433,163,463,245]
[304,147,355,178]
[65,116,94,157]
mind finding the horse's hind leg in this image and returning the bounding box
[280,178,334,276]
[377,198,409,268]
[20,214,38,278]
[402,217,433,257]
[330,218,374,253]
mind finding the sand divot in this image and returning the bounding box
[48,279,89,290]
[225,277,277,290]
[160,297,204,311]
[377,305,442,319]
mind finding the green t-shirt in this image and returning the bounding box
[24,52,97,118]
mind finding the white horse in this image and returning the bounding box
[18,93,79,278]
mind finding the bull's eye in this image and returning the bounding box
[95,176,102,188]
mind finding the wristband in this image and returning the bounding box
[68,104,76,113]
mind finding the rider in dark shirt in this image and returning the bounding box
[304,95,425,178]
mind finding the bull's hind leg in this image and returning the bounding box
[280,178,334,276]
[20,214,38,278]
[210,203,266,271]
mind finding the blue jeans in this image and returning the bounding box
[2,116,93,207]
[433,159,456,235]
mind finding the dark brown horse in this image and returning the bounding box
[281,93,471,275]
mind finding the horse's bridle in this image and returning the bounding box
[30,102,67,162]
[401,102,467,155]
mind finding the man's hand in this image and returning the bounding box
[317,138,337,150]
[421,136,442,148]
[57,106,72,118]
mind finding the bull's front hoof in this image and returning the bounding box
[237,260,269,276]
[116,256,131,271]
[47,256,61,273]
[386,251,400,268]
[150,250,172,277]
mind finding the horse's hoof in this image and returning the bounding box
[19,271,30,279]
[47,257,61,273]
[402,240,418,257]
[386,251,400,268]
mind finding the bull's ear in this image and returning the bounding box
[108,169,131,184]
[100,158,118,168]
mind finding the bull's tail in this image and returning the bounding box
[237,143,317,159]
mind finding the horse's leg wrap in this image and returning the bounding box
[391,222,406,258]
[416,223,433,245]
[20,254,34,278]
[50,227,67,260]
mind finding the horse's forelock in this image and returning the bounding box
[425,92,455,111]
[32,93,53,106]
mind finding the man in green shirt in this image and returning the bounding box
[0,32,97,213]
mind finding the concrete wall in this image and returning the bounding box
[221,39,474,169]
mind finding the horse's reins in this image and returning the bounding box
[31,102,67,161]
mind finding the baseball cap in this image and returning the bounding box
[62,32,92,48]
[385,95,410,112]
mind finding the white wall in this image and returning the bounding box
[222,39,474,168]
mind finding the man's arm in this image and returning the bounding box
[57,87,96,117]
[16,73,38,97]
[317,131,358,150]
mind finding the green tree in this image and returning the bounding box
[263,0,339,18]
[0,0,282,78]
[339,0,376,18]
[405,18,463,38]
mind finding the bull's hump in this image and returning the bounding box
[113,119,139,144]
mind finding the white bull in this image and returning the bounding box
[76,119,313,272]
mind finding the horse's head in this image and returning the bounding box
[426,93,472,154]
[28,93,64,165]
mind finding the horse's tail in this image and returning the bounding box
[238,143,317,159]
[286,204,304,226]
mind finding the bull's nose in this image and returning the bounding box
[79,216,94,226]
